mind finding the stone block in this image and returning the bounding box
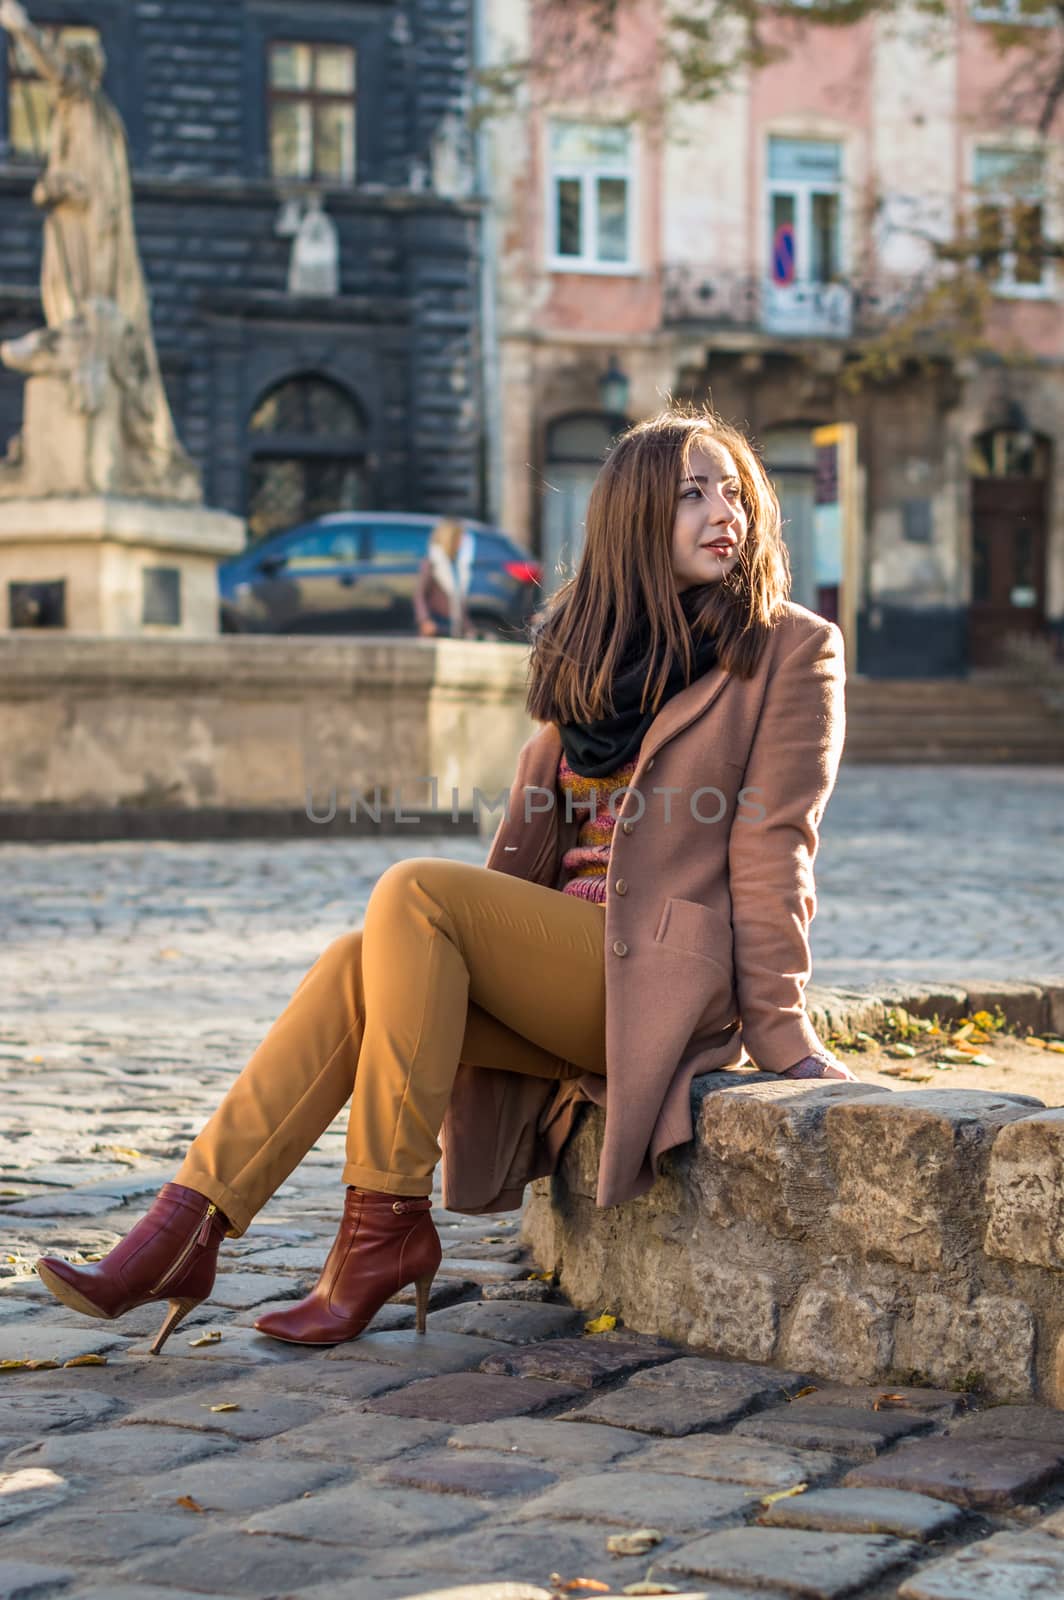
[137,1455,344,1515]
[364,1373,580,1425]
[246,1481,489,1546]
[0,1468,70,1528]
[782,1284,895,1383]
[121,1387,323,1441]
[901,1293,1035,1401]
[660,1527,917,1596]
[693,1079,879,1239]
[323,1329,508,1373]
[377,1516,658,1596]
[948,1405,1064,1447]
[375,1449,556,1498]
[790,1384,966,1419]
[631,1357,809,1399]
[686,1257,781,1362]
[279,1413,451,1464]
[446,1418,646,1464]
[559,1375,773,1437]
[479,1334,678,1388]
[2,1507,205,1566]
[984,1109,1064,1268]
[0,1388,115,1436]
[759,1487,965,1540]
[616,1436,842,1489]
[206,1271,306,1309]
[426,1301,583,1344]
[844,1436,1064,1510]
[825,1090,1041,1271]
[6,1424,236,1478]
[734,1403,931,1460]
[0,1324,126,1364]
[126,1531,367,1596]
[512,1468,756,1533]
[897,1531,1064,1600]
[0,1561,75,1599]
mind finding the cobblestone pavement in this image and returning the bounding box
[2,766,1064,1599]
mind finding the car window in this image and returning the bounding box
[471,532,511,562]
[368,525,432,564]
[278,526,362,568]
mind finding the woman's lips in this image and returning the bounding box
[702,540,736,553]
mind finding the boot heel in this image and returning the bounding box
[150,1297,199,1356]
[414,1272,435,1334]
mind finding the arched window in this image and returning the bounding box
[247,374,367,541]
[541,412,621,582]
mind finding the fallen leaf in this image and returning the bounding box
[25,1359,59,1370]
[1023,1036,1048,1049]
[786,1385,818,1401]
[0,1359,29,1370]
[188,1330,222,1347]
[526,1271,554,1282]
[965,1054,996,1068]
[103,1146,142,1163]
[951,1022,974,1041]
[176,1495,205,1513]
[873,1393,912,1411]
[159,948,182,960]
[622,1584,682,1597]
[606,1528,663,1557]
[548,1580,610,1595]
[584,1312,617,1336]
[1049,1042,1064,1055]
[64,1354,108,1368]
[205,1402,240,1413]
[760,1482,808,1505]
[884,1044,917,1059]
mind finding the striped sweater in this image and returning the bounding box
[557,751,638,904]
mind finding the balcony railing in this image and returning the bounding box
[663,267,933,338]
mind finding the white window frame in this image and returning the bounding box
[546,120,637,276]
[970,0,1055,25]
[765,137,845,287]
[971,145,1053,300]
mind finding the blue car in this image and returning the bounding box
[219,513,543,640]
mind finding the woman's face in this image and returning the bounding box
[670,439,748,593]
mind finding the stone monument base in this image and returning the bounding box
[0,496,245,635]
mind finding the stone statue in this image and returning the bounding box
[0,0,200,501]
[283,192,340,298]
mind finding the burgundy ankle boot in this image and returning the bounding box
[253,1187,441,1346]
[36,1182,229,1355]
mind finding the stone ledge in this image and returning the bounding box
[522,1077,1064,1406]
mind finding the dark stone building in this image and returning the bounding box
[0,0,484,539]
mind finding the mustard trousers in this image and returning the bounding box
[176,857,608,1235]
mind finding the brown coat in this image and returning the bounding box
[439,601,847,1214]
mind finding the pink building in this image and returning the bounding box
[483,0,1064,674]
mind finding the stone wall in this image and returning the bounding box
[522,1076,1064,1406]
[0,634,533,832]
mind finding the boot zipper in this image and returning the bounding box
[151,1202,217,1295]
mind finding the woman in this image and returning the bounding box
[35,406,854,1356]
[413,517,476,639]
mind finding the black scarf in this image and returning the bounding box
[557,586,720,778]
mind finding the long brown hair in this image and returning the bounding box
[526,404,791,726]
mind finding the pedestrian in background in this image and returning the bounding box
[35,404,855,1357]
[414,517,475,639]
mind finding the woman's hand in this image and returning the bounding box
[418,619,439,638]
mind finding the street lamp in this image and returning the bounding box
[598,353,629,418]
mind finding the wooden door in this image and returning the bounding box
[968,477,1047,666]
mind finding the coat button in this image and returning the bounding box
[612,940,628,957]
[621,820,634,835]
[614,879,628,895]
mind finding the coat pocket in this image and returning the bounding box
[653,895,733,969]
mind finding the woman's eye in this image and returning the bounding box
[680,487,701,499]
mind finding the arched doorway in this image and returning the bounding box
[967,426,1050,667]
[760,424,820,611]
[246,374,368,542]
[541,412,623,584]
